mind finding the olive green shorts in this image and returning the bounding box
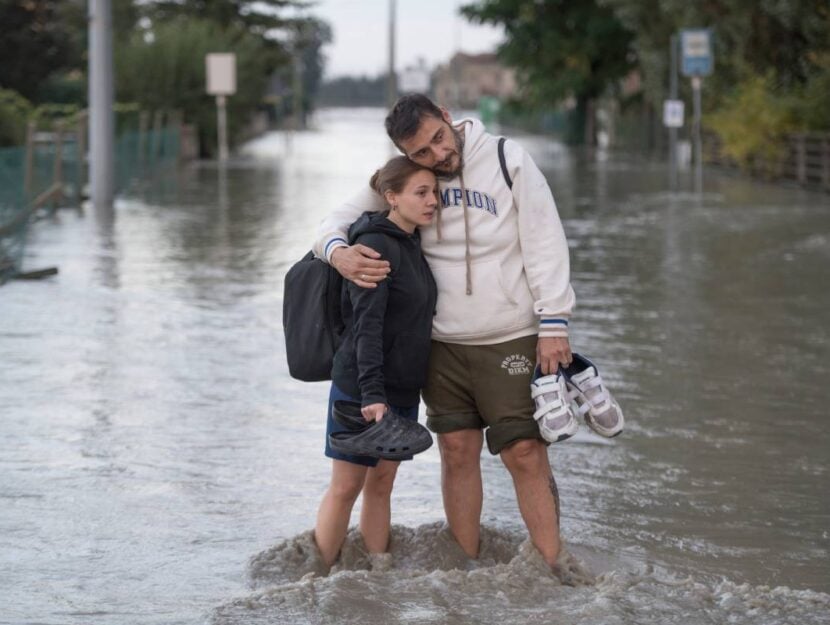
[422,335,546,455]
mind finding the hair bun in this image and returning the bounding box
[369,170,381,192]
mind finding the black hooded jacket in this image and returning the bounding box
[331,211,437,408]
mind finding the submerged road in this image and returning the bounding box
[1,108,829,624]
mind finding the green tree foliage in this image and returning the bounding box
[706,73,799,171]
[462,0,636,142]
[0,0,77,101]
[136,1,330,124]
[602,0,830,160]
[115,19,271,155]
[0,89,32,147]
[144,0,303,72]
[296,17,333,121]
[602,0,830,105]
[146,0,302,35]
[269,16,333,125]
[798,52,830,130]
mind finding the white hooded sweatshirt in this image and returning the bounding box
[314,118,576,345]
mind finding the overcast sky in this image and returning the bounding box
[308,0,505,79]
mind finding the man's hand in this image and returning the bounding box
[361,403,387,422]
[330,245,391,289]
[537,337,572,376]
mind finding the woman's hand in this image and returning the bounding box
[361,403,387,422]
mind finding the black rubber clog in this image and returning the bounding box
[329,400,433,460]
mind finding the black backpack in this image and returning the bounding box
[283,251,345,381]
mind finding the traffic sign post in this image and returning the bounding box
[679,29,713,195]
[681,30,713,78]
[206,53,237,162]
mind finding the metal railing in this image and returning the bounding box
[704,131,830,193]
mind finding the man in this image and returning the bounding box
[313,94,575,569]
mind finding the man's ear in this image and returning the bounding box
[440,107,453,125]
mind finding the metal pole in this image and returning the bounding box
[669,34,678,191]
[387,0,397,109]
[692,75,703,194]
[88,0,114,213]
[292,53,303,131]
[76,112,87,207]
[216,95,228,162]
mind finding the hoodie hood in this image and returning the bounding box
[348,210,416,244]
[455,118,489,164]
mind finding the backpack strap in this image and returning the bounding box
[498,137,513,190]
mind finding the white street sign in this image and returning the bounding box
[663,99,685,128]
[400,66,430,93]
[206,53,237,95]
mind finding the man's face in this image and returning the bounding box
[397,109,463,178]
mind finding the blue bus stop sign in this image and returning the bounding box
[681,29,713,77]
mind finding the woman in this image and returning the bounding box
[314,156,438,567]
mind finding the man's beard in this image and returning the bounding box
[434,127,465,180]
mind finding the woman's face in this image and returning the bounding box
[387,169,438,230]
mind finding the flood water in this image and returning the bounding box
[1,108,829,624]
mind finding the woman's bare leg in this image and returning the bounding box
[359,459,400,554]
[314,460,368,566]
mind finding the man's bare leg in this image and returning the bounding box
[437,429,484,558]
[500,439,561,566]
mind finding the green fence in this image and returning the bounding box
[0,110,181,284]
[0,145,29,278]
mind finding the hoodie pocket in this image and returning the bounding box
[432,260,524,339]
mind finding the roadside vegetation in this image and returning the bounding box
[463,0,830,164]
[0,0,329,155]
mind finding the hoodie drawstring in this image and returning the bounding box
[459,173,472,295]
[435,191,443,242]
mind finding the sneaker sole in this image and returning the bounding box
[538,415,579,444]
[582,407,624,438]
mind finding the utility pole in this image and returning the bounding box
[669,34,679,191]
[88,0,114,215]
[692,75,703,195]
[293,52,304,131]
[680,29,713,196]
[386,0,397,109]
[206,53,236,162]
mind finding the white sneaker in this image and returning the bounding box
[562,354,624,438]
[530,367,579,443]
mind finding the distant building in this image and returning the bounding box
[432,53,516,109]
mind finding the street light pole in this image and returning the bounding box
[387,0,397,109]
[88,0,114,214]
